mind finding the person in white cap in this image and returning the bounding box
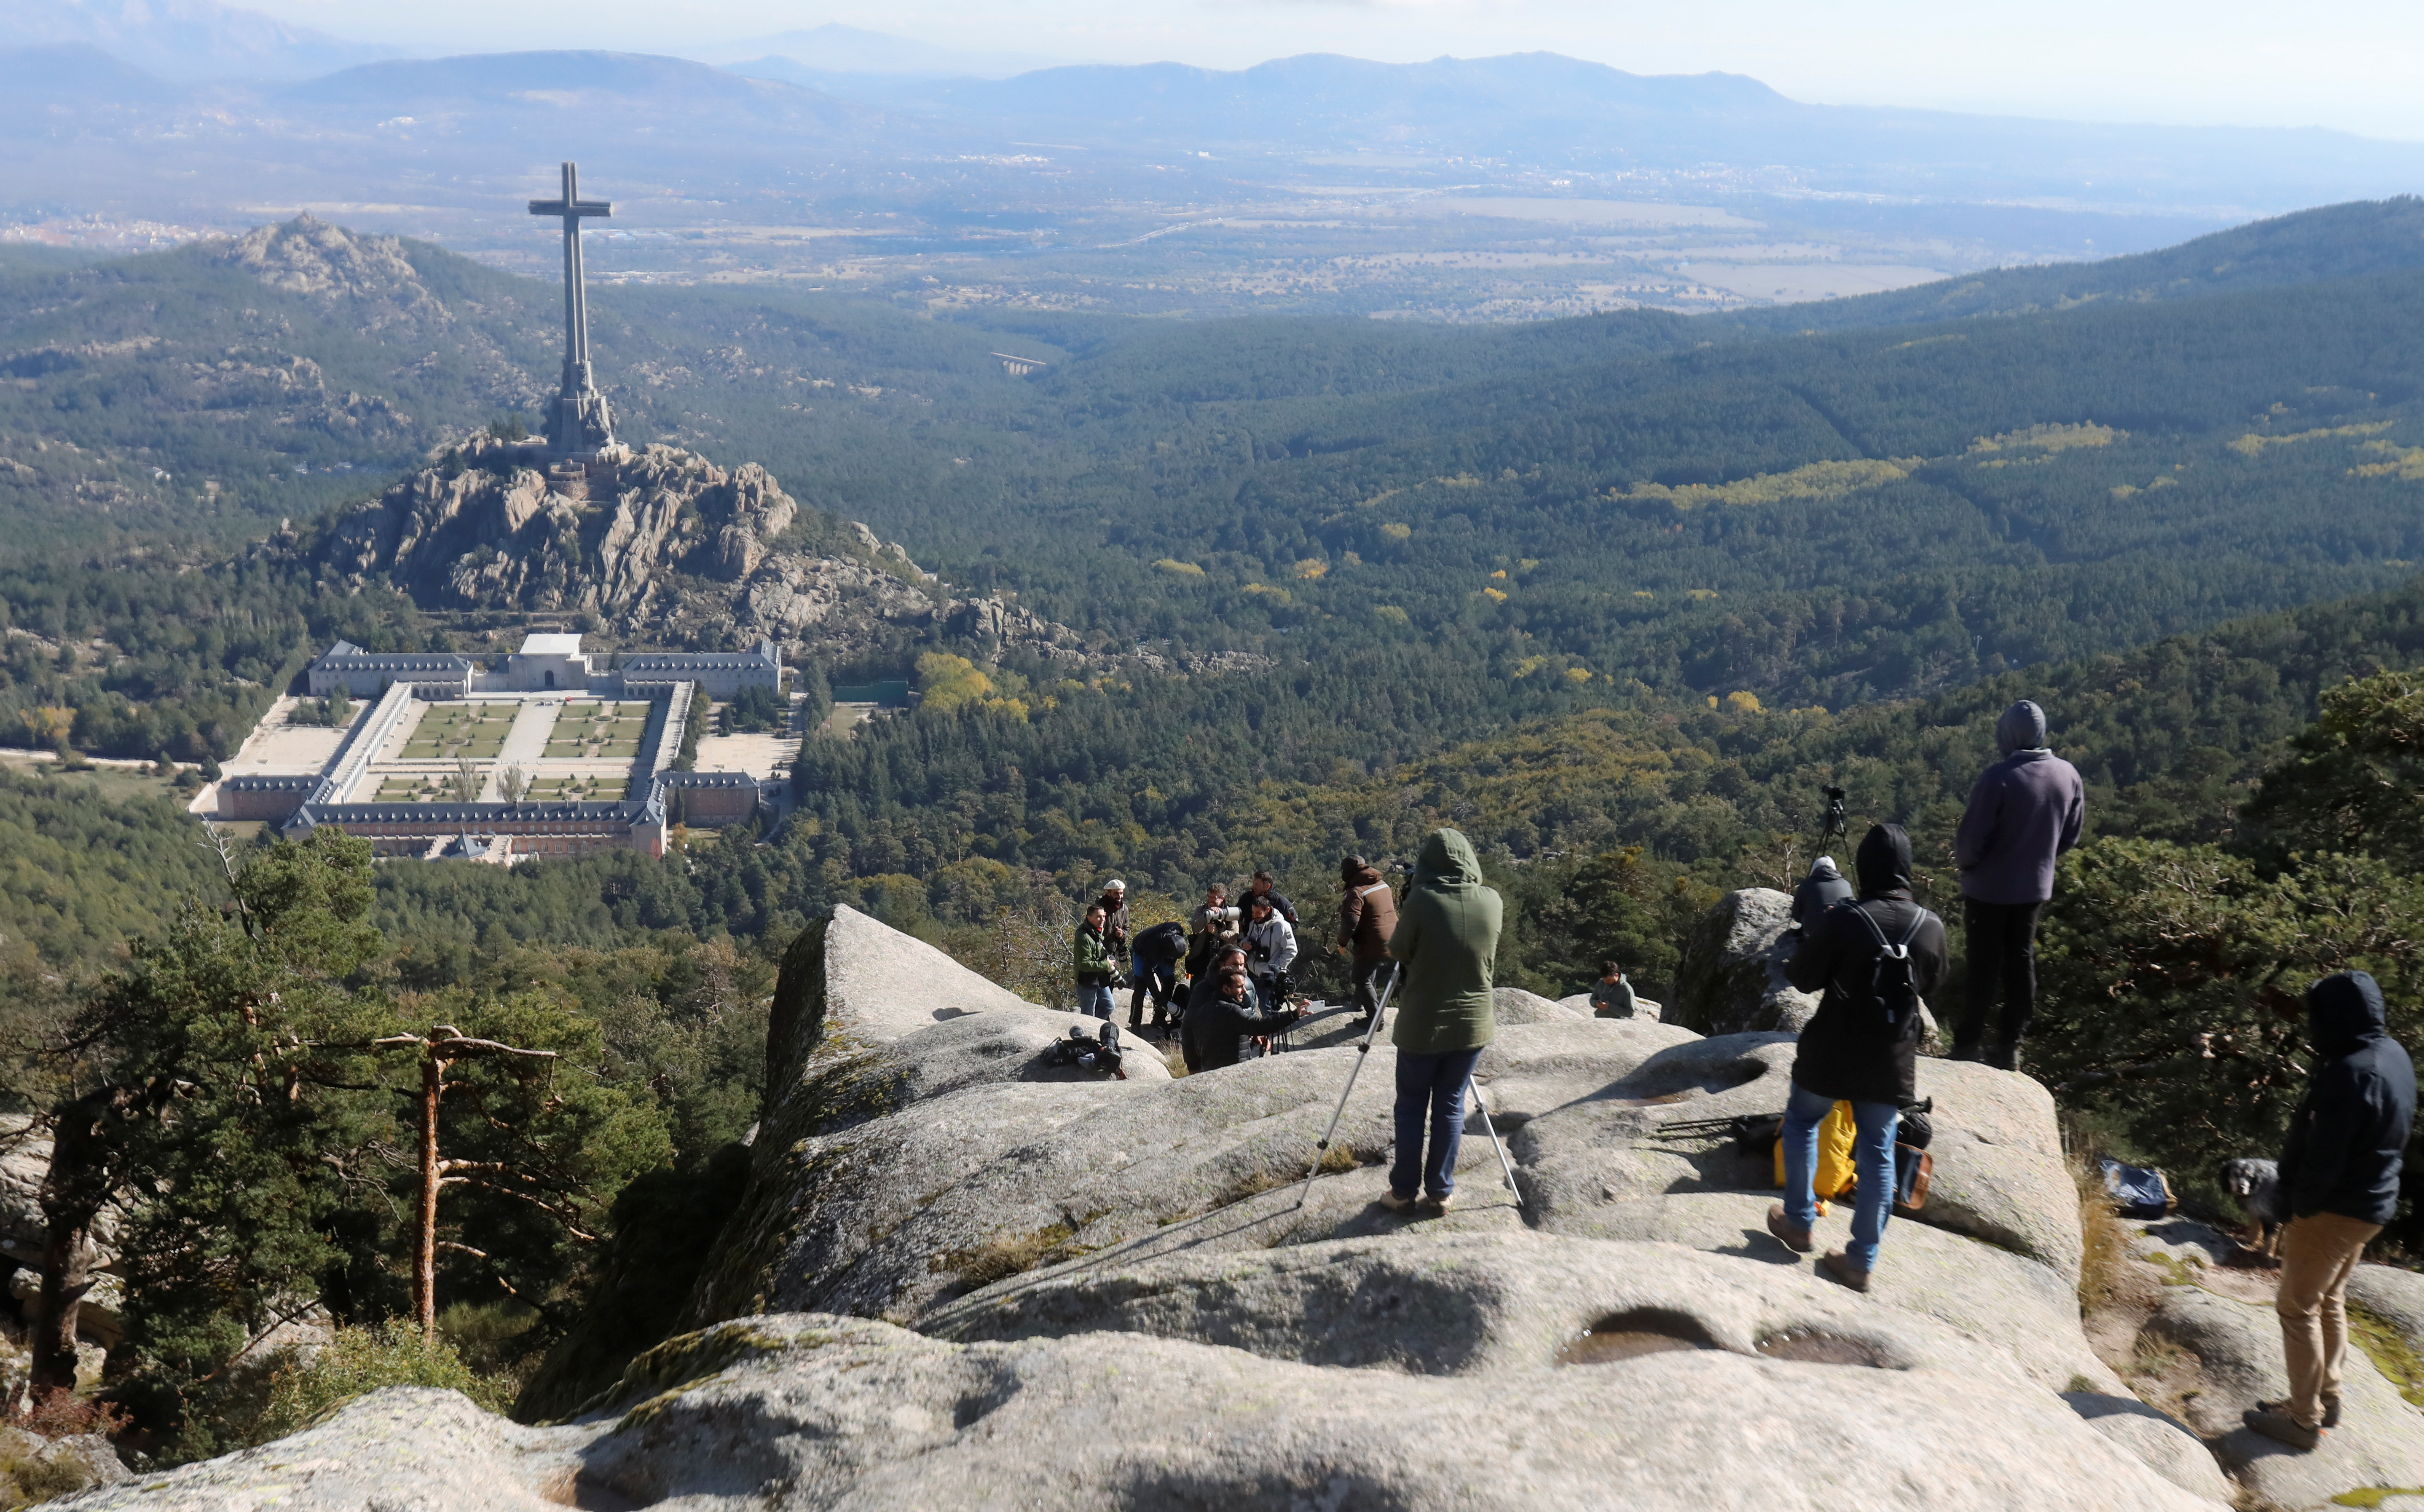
[1093,878,1130,988]
[1791,855,1854,925]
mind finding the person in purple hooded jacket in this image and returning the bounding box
[1952,700,2084,1070]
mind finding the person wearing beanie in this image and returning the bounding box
[1337,854,1399,1025]
[2245,971,2416,1451]
[1791,854,1854,925]
[1951,699,2085,1070]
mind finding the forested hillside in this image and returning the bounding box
[1724,194,2424,332]
[13,200,2424,775]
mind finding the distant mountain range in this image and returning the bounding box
[893,51,2424,210]
[3,0,2421,220]
[1,0,393,80]
[708,23,1066,80]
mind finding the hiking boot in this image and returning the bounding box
[1377,1190,1418,1213]
[1765,1202,1815,1255]
[1420,1192,1455,1216]
[2244,1407,2322,1450]
[1817,1250,1872,1293]
[1985,1040,2022,1072]
[2259,1397,2341,1429]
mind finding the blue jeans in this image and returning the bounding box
[1391,1048,1484,1201]
[1076,981,1115,1020]
[1780,1082,1901,1271]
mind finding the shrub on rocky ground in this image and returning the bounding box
[251,1323,513,1448]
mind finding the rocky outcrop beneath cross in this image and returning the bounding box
[294,438,1086,665]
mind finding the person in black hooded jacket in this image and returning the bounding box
[2245,971,2416,1450]
[1180,967,1303,1074]
[1770,824,1948,1293]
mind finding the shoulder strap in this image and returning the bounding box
[1850,901,1932,953]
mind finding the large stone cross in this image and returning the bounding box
[528,161,618,459]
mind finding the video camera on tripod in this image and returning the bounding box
[1818,784,1849,849]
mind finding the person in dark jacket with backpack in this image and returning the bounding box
[2245,971,2417,1451]
[1952,699,2084,1069]
[1181,966,1303,1073]
[1771,823,1948,1292]
[1127,919,1189,1035]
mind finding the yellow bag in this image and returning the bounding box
[1773,1101,1858,1215]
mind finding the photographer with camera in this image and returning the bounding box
[1379,828,1502,1216]
[1770,823,1947,1292]
[1095,878,1131,959]
[1181,963,1304,1073]
[1791,856,1854,925]
[1127,918,1189,1036]
[1072,903,1119,1021]
[1338,855,1399,1026]
[1187,883,1243,980]
[1243,893,1299,1014]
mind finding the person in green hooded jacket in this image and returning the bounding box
[1381,828,1502,1214]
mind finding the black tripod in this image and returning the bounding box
[1815,783,1849,857]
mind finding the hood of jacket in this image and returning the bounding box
[2309,970,2389,1057]
[1413,828,1484,890]
[1855,823,1915,897]
[1345,862,1384,888]
[1996,700,2049,755]
[1809,855,1841,879]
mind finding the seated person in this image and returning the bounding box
[1589,960,1638,1019]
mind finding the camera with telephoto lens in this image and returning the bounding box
[1820,784,1848,841]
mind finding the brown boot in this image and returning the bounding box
[1818,1250,1872,1293]
[2243,1408,2321,1451]
[1765,1202,1814,1255]
[2258,1396,2341,1429]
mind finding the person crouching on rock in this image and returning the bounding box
[1073,904,1118,1021]
[2244,970,2416,1452]
[1380,827,1502,1217]
[1181,964,1303,1073]
[1770,823,1947,1291]
[1127,918,1189,1036]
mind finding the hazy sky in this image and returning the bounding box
[254,0,2424,141]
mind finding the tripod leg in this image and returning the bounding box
[1294,965,1400,1210]
[1469,1079,1522,1210]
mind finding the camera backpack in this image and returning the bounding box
[1848,901,1931,1037]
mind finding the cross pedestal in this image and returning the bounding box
[528,161,622,461]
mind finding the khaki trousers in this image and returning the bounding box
[2275,1210,2383,1429]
